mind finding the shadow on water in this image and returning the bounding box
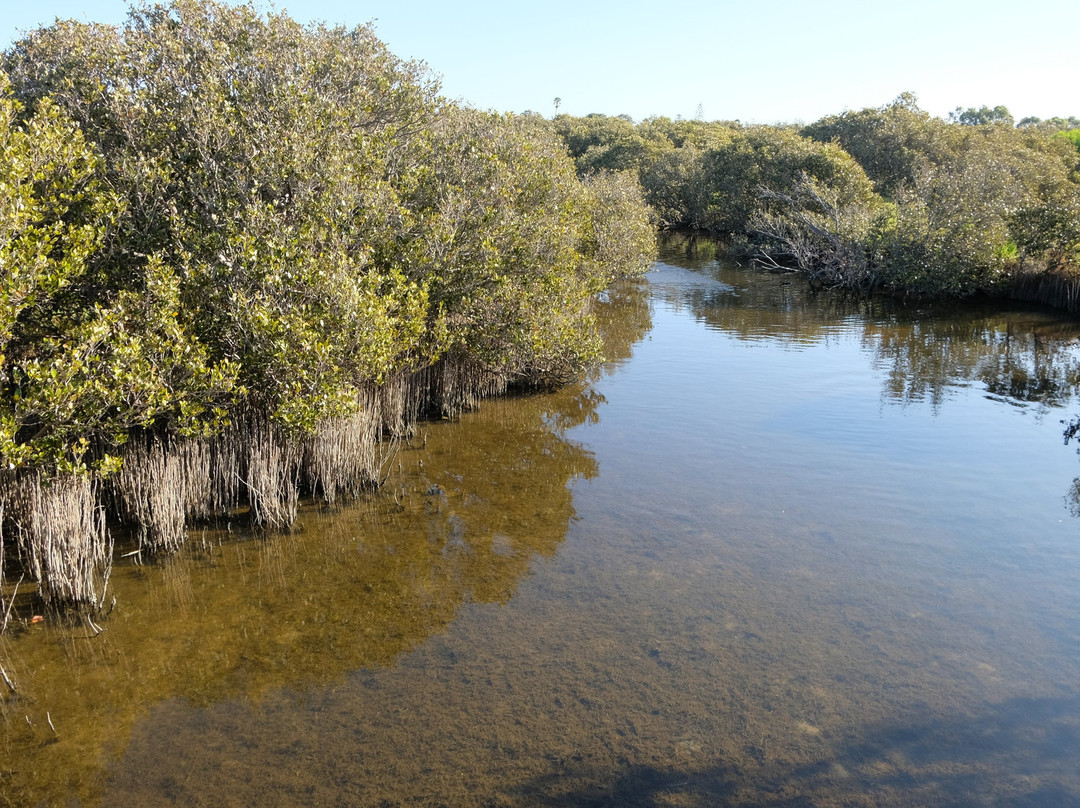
[513,695,1080,807]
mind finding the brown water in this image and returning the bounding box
[3,239,1080,806]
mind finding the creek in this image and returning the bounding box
[2,236,1080,806]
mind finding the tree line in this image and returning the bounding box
[0,0,655,609]
[549,94,1080,300]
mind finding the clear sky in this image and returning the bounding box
[5,0,1078,125]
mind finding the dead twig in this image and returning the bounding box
[377,432,403,488]
[1,575,23,634]
[0,660,16,694]
[85,613,104,636]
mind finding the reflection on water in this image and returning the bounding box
[0,373,614,804]
[662,233,1080,411]
[4,242,1080,806]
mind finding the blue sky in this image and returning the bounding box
[5,0,1078,124]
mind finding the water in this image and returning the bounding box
[3,238,1080,806]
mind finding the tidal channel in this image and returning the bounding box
[3,236,1080,806]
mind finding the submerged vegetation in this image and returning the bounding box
[0,0,654,611]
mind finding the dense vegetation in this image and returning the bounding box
[551,95,1080,301]
[3,1,1077,615]
[0,0,655,609]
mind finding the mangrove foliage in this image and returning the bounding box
[0,0,655,610]
[551,96,1080,302]
[4,0,1078,617]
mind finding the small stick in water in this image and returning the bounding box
[0,661,16,693]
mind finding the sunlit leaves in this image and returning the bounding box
[410,107,654,387]
[0,79,115,352]
[1,0,655,476]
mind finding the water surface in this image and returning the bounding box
[4,239,1080,806]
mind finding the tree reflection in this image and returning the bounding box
[659,233,1080,524]
[659,234,1080,411]
[0,395,585,805]
[592,276,654,373]
[865,314,1080,410]
[0,280,654,806]
[1065,478,1080,519]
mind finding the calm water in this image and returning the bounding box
[3,237,1080,806]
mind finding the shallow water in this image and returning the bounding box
[4,239,1080,806]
